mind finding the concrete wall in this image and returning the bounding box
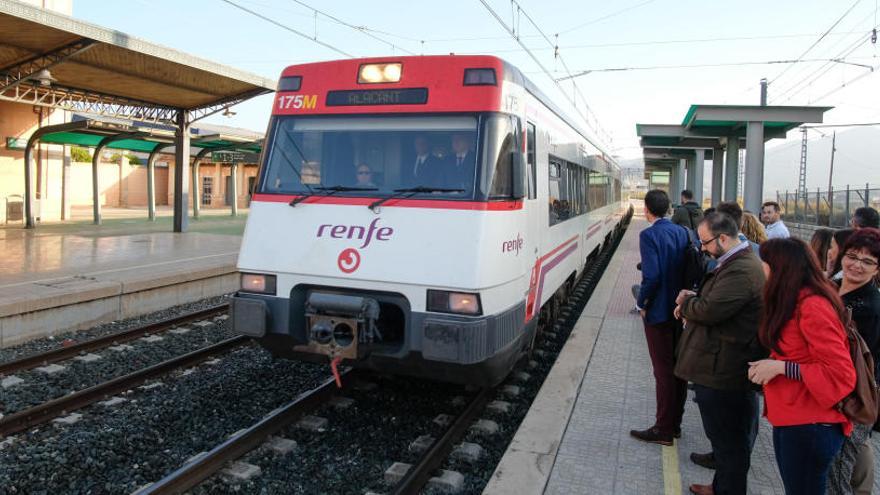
[0,101,68,225]
[787,222,827,242]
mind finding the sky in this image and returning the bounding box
[71,0,880,190]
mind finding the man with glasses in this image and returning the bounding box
[673,212,767,495]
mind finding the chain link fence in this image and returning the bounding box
[777,184,880,228]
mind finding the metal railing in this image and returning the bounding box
[777,184,880,228]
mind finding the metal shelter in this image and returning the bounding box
[25,117,262,224]
[637,105,831,212]
[0,0,275,230]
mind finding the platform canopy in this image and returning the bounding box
[0,0,275,122]
[1,0,276,231]
[636,104,831,211]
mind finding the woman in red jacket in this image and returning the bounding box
[748,238,856,495]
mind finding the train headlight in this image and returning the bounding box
[240,273,277,295]
[358,63,402,84]
[427,290,482,316]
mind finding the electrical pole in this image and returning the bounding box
[827,131,836,205]
[796,127,808,221]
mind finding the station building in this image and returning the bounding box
[0,0,270,226]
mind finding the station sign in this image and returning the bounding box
[211,150,260,163]
[6,137,27,150]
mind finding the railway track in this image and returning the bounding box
[0,303,230,376]
[0,335,249,437]
[134,370,491,495]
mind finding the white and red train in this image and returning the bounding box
[232,55,625,386]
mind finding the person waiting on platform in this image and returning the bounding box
[354,164,377,188]
[741,212,767,245]
[810,228,834,278]
[717,201,761,259]
[674,212,767,495]
[761,201,790,239]
[851,206,880,230]
[827,228,880,495]
[629,189,690,448]
[747,238,855,495]
[827,229,856,280]
[671,189,703,231]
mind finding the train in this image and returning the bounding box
[231,55,625,386]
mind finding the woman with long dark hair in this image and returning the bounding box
[810,228,833,277]
[827,228,880,495]
[827,229,855,280]
[747,238,856,494]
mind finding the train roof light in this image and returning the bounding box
[358,63,402,84]
[278,76,302,92]
[463,68,497,86]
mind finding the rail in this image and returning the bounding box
[0,335,249,437]
[0,303,230,376]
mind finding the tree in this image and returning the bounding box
[70,146,92,162]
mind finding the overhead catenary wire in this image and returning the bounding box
[478,0,613,146]
[218,0,354,58]
[287,0,418,55]
[553,57,876,81]
[556,0,657,35]
[767,0,863,85]
[772,24,878,103]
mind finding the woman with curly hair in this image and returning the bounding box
[741,212,767,245]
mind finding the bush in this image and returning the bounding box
[107,152,142,165]
[70,146,92,162]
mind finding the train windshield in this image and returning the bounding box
[259,114,521,201]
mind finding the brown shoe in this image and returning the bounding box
[629,426,673,446]
[689,483,714,495]
[690,451,717,470]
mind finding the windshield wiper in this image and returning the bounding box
[368,186,465,211]
[289,185,378,207]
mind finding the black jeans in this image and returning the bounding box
[773,423,844,495]
[693,384,759,495]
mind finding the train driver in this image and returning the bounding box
[355,163,377,188]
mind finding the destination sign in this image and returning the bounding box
[326,88,428,106]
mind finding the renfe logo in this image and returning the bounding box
[502,233,524,255]
[317,218,394,249]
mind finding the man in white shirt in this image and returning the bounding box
[761,201,790,239]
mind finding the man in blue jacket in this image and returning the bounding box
[631,189,690,446]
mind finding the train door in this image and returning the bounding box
[524,121,541,319]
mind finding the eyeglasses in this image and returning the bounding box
[843,252,879,269]
[699,235,720,246]
[358,171,371,175]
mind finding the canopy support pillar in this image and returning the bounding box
[711,146,724,205]
[692,149,705,207]
[724,137,739,202]
[230,162,239,216]
[173,110,190,233]
[743,121,765,213]
[147,144,173,221]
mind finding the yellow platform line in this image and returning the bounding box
[662,441,683,495]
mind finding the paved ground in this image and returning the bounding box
[543,218,880,495]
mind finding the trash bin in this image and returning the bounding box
[6,195,23,224]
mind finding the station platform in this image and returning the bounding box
[0,213,246,348]
[486,217,880,494]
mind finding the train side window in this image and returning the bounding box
[548,159,561,225]
[526,122,536,199]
